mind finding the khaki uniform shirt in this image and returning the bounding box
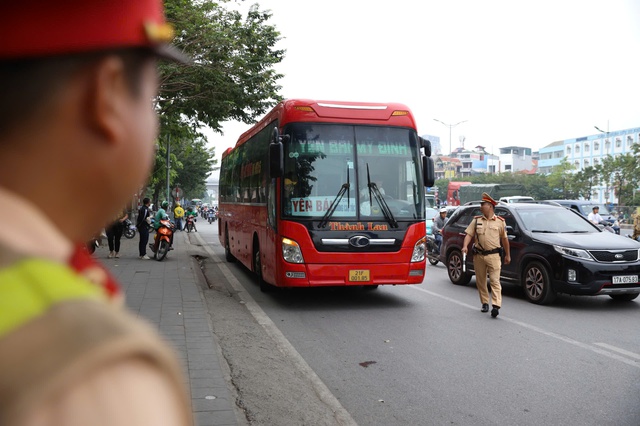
[464,214,506,251]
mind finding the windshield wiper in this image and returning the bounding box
[319,182,350,228]
[531,230,556,233]
[366,164,398,228]
[561,230,590,233]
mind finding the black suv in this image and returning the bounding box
[439,202,640,304]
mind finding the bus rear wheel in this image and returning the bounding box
[224,226,235,262]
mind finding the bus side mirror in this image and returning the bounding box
[419,137,432,157]
[269,128,283,178]
[422,156,435,187]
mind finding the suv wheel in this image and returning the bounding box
[446,249,472,285]
[523,261,556,305]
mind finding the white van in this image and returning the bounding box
[499,196,535,203]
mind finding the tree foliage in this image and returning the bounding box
[145,0,285,206]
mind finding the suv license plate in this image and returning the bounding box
[612,275,639,284]
[349,270,370,282]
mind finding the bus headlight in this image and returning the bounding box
[282,237,304,263]
[412,236,427,262]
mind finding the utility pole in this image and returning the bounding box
[434,119,467,155]
[166,134,171,203]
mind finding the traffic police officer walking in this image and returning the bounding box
[461,193,511,318]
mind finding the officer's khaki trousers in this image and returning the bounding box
[474,253,502,307]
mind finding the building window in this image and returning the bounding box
[594,142,599,151]
[593,158,600,166]
[605,140,611,151]
[584,159,589,167]
[627,136,633,146]
[615,138,621,148]
[566,146,572,155]
[505,165,512,171]
[575,144,580,153]
[584,142,590,152]
[574,160,580,168]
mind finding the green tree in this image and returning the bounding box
[547,157,575,199]
[572,166,598,200]
[145,0,285,205]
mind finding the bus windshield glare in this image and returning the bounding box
[282,123,425,221]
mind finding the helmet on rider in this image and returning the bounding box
[161,201,169,209]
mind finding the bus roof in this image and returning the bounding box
[228,99,418,155]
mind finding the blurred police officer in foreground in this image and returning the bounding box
[0,1,192,424]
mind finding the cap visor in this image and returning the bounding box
[152,44,192,64]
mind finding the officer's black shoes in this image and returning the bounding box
[481,303,489,313]
[491,306,500,318]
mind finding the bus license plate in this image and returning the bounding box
[612,275,639,284]
[349,270,370,282]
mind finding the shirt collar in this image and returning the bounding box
[0,186,73,263]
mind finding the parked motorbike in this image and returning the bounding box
[426,233,440,265]
[149,219,174,261]
[122,218,136,239]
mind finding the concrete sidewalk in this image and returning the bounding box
[100,231,240,426]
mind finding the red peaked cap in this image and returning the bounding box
[0,0,189,63]
[481,192,497,206]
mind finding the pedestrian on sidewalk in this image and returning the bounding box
[137,197,153,259]
[0,1,192,425]
[105,208,128,258]
[174,202,185,231]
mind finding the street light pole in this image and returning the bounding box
[434,118,468,155]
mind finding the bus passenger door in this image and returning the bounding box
[262,178,278,285]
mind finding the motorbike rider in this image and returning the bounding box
[152,201,173,252]
[185,206,198,232]
[433,208,448,253]
[587,206,603,225]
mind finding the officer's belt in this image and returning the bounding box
[476,247,502,256]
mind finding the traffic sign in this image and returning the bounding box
[171,187,183,199]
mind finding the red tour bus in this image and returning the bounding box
[218,99,435,291]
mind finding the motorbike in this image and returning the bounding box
[426,233,440,266]
[185,215,197,233]
[122,218,137,239]
[207,210,216,224]
[597,221,615,233]
[149,219,174,261]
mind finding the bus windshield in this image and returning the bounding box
[282,123,425,221]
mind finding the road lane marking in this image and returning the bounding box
[192,232,358,426]
[594,343,640,361]
[409,286,640,369]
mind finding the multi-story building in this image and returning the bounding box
[538,126,640,203]
[486,146,535,174]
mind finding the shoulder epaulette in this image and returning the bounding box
[474,215,483,219]
[496,216,505,221]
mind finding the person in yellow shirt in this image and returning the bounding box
[174,202,185,231]
[631,207,640,242]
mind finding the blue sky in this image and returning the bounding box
[206,0,640,176]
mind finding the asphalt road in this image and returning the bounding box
[194,222,640,426]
